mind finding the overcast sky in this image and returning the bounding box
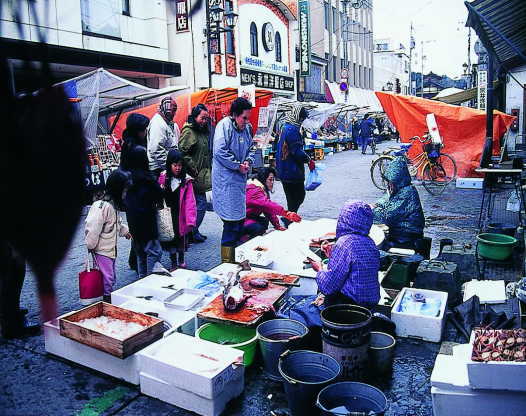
[373,0,479,78]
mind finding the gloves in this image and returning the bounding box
[284,211,302,223]
[276,226,287,231]
[308,159,316,172]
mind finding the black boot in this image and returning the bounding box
[169,253,178,271]
[1,311,40,339]
[192,231,206,243]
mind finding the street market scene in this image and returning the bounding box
[1,0,526,415]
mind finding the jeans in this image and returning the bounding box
[282,181,306,227]
[221,219,245,247]
[243,217,269,237]
[134,239,164,278]
[94,254,116,296]
[360,136,372,153]
[195,191,207,232]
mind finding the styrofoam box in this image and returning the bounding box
[235,236,273,267]
[465,331,526,392]
[391,287,448,343]
[456,177,484,189]
[140,372,244,416]
[44,318,142,385]
[138,332,244,399]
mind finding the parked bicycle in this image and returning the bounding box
[370,134,457,195]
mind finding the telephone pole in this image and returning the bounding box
[408,22,415,95]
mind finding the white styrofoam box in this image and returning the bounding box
[111,283,174,306]
[456,178,484,189]
[431,354,470,392]
[391,287,448,343]
[138,332,244,399]
[140,372,243,416]
[44,319,143,385]
[464,331,526,392]
[235,236,273,267]
[463,280,506,304]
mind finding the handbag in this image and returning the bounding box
[79,252,103,305]
[157,200,175,242]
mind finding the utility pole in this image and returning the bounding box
[408,22,414,95]
[421,40,425,98]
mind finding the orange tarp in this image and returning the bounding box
[110,88,273,140]
[375,92,516,177]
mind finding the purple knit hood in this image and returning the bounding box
[336,201,373,239]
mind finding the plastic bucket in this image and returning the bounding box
[487,223,516,237]
[257,319,309,381]
[279,350,341,416]
[320,304,372,347]
[476,233,517,260]
[196,323,257,366]
[368,332,396,374]
[316,382,388,415]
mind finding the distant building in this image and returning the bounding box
[373,38,410,94]
[413,72,467,99]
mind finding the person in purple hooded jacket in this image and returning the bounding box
[310,201,380,309]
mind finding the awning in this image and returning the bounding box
[465,0,526,67]
[435,81,500,105]
[325,81,383,112]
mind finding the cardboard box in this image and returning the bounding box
[138,332,244,399]
[44,318,141,384]
[456,177,484,189]
[391,287,448,342]
[140,372,243,416]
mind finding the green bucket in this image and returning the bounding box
[196,323,258,366]
[477,233,517,260]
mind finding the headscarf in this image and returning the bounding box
[284,104,309,127]
[159,96,177,121]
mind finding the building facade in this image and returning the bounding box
[298,0,374,102]
[373,37,409,94]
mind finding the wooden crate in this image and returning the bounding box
[59,302,164,359]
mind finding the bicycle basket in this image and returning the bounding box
[425,142,442,159]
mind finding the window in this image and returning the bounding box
[341,58,345,70]
[353,63,356,86]
[225,0,235,54]
[324,2,330,30]
[325,53,329,80]
[250,22,258,56]
[81,0,121,39]
[376,43,388,51]
[332,55,337,81]
[305,63,323,94]
[358,64,362,87]
[332,7,338,33]
[275,32,282,62]
[122,0,130,15]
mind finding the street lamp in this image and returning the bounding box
[224,10,238,29]
[386,81,393,91]
[210,5,224,24]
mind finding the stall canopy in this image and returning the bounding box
[325,81,383,112]
[56,68,188,148]
[376,92,515,176]
[110,88,274,141]
[434,81,500,105]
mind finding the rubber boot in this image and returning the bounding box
[220,246,236,263]
[169,253,178,271]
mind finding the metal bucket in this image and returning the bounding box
[257,319,309,381]
[316,382,388,415]
[279,350,341,416]
[322,340,369,381]
[368,332,396,374]
[320,304,372,347]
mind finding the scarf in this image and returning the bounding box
[284,104,308,127]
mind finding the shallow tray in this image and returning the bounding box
[163,288,205,311]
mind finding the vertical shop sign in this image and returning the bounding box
[477,70,487,112]
[298,0,311,77]
[176,0,189,32]
[208,0,222,53]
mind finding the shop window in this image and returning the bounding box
[81,0,121,39]
[225,0,235,54]
[275,32,282,62]
[250,22,258,56]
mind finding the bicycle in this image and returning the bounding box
[370,134,458,195]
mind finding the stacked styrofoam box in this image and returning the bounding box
[235,236,273,267]
[138,332,244,416]
[44,318,141,385]
[456,178,484,189]
[431,345,526,416]
[391,287,448,343]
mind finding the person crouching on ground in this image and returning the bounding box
[160,150,197,270]
[243,167,302,239]
[309,201,380,309]
[124,146,170,277]
[372,156,425,250]
[85,170,132,300]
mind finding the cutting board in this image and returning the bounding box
[197,272,299,326]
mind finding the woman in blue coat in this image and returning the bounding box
[276,104,315,227]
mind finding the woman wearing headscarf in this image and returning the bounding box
[276,104,315,227]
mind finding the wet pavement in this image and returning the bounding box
[1,140,490,416]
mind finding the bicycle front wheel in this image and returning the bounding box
[422,163,447,195]
[435,153,457,184]
[370,155,393,190]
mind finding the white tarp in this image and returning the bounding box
[325,81,383,113]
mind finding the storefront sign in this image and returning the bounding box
[298,0,311,77]
[175,0,189,32]
[207,0,222,53]
[240,68,294,92]
[243,57,288,74]
[477,70,487,111]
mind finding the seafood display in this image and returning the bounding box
[471,328,526,362]
[249,278,269,288]
[77,316,146,340]
[223,261,252,312]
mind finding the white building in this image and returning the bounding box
[373,37,410,95]
[0,0,181,88]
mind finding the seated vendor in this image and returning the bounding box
[243,168,301,238]
[310,201,380,309]
[372,156,425,250]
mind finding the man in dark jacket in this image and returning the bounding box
[359,113,376,154]
[178,104,211,243]
[276,104,314,227]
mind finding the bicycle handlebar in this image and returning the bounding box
[409,134,431,144]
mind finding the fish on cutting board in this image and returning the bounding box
[222,261,252,311]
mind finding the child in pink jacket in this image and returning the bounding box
[244,167,301,238]
[160,150,197,269]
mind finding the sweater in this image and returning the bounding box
[147,113,180,171]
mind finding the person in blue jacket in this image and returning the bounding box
[276,104,315,227]
[359,113,376,154]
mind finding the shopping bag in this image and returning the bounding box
[305,163,325,191]
[79,252,103,305]
[157,201,175,242]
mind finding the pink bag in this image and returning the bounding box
[79,252,103,305]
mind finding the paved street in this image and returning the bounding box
[1,141,486,416]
